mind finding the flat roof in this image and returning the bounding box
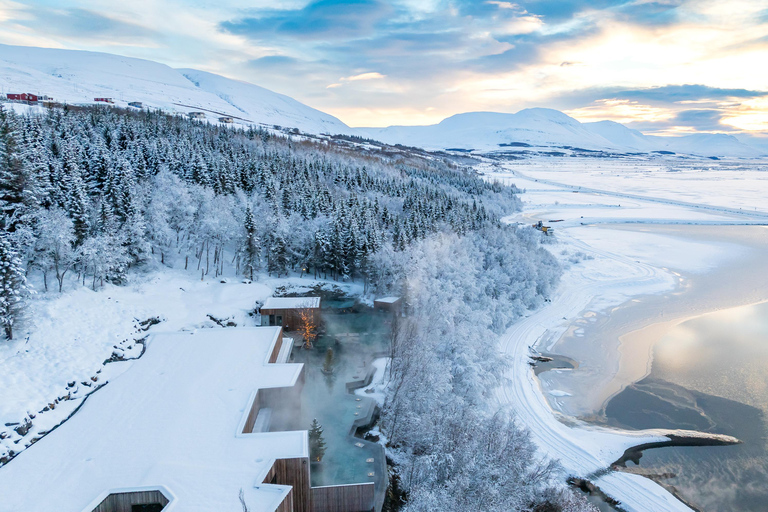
[374,296,401,304]
[262,297,321,310]
[0,327,307,512]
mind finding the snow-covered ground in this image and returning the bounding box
[497,156,768,216]
[489,156,768,511]
[0,44,349,134]
[0,265,361,465]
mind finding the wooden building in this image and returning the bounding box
[373,296,401,312]
[94,97,114,104]
[188,111,206,120]
[6,92,39,103]
[0,326,378,512]
[261,296,321,331]
[219,116,234,123]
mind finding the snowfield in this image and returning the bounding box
[490,157,767,511]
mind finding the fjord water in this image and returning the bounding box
[606,301,768,511]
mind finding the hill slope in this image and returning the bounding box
[0,44,349,134]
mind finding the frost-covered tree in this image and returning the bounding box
[33,207,76,292]
[78,234,129,289]
[240,205,260,280]
[0,231,28,339]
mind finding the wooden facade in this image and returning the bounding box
[269,328,285,363]
[310,483,375,512]
[263,458,312,512]
[261,307,319,331]
[92,490,169,512]
[242,364,305,435]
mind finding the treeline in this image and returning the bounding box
[0,105,517,338]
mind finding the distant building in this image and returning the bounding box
[6,93,39,103]
[218,116,234,123]
[261,297,321,330]
[374,296,402,312]
[188,111,206,120]
[128,101,143,108]
[94,97,114,104]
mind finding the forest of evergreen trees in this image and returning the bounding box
[0,104,517,338]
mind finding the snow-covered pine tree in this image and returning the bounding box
[0,231,28,339]
[308,418,326,462]
[241,206,260,280]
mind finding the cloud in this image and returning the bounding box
[343,72,385,81]
[220,0,394,41]
[14,8,158,42]
[672,109,726,130]
[616,84,768,102]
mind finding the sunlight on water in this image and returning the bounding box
[607,301,768,511]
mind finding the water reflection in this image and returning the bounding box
[605,301,768,511]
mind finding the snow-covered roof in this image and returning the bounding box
[262,296,321,310]
[374,296,401,304]
[0,327,307,512]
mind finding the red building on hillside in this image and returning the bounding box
[6,93,39,102]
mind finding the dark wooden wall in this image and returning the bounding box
[263,457,311,512]
[243,390,262,434]
[261,308,319,331]
[310,483,375,512]
[268,329,285,363]
[92,490,169,512]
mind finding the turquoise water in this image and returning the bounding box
[605,301,768,511]
[273,309,390,488]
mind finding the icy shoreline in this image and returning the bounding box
[495,226,741,511]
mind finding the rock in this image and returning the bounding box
[14,419,32,437]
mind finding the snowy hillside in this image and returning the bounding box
[583,120,657,152]
[0,44,349,134]
[647,133,762,158]
[365,108,764,157]
[586,120,762,157]
[363,109,619,152]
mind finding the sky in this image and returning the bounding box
[0,0,766,138]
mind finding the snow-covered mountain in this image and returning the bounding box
[0,44,763,157]
[0,44,349,134]
[363,109,620,152]
[585,120,761,157]
[582,120,657,152]
[647,133,761,158]
[364,109,764,157]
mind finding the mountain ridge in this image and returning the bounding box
[0,44,763,158]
